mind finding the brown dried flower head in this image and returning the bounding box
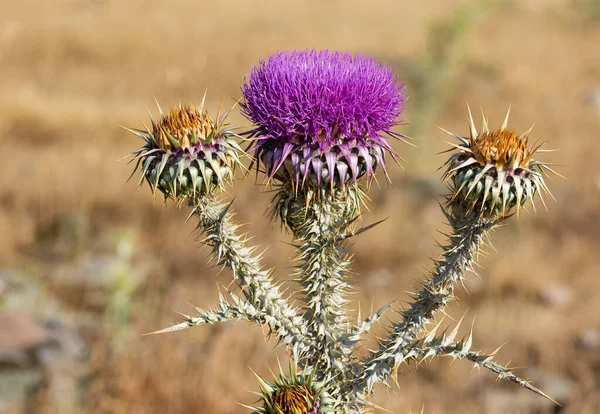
[153,104,216,151]
[251,365,333,414]
[441,105,557,216]
[125,95,243,200]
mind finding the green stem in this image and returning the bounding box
[282,187,360,387]
[352,207,499,400]
[411,328,556,404]
[191,195,314,359]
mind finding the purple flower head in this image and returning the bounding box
[241,49,408,189]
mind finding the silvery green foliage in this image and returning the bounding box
[353,207,500,396]
[174,193,556,412]
[153,195,315,360]
[149,187,555,413]
[280,187,359,397]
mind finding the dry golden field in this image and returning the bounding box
[1,0,600,413]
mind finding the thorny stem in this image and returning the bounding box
[170,195,315,360]
[452,348,558,404]
[283,188,359,392]
[415,330,557,405]
[351,206,500,402]
[149,292,266,334]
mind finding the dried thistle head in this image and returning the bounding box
[152,104,217,150]
[442,105,557,216]
[125,97,243,201]
[252,365,333,414]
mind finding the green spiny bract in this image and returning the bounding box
[252,365,334,414]
[272,180,364,235]
[441,105,555,217]
[125,100,243,201]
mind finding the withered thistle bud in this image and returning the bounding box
[252,366,333,414]
[442,105,556,216]
[125,98,243,201]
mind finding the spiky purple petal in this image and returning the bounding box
[242,49,406,145]
[241,49,407,188]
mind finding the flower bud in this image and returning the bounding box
[252,366,333,414]
[126,101,243,201]
[442,106,555,216]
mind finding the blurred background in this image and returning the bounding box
[1,0,599,412]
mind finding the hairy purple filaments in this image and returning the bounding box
[241,49,407,187]
[305,398,320,414]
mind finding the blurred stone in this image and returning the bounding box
[0,315,48,407]
[36,319,87,366]
[0,313,88,409]
[584,88,600,110]
[0,369,44,405]
[33,319,88,410]
[0,314,50,368]
[578,329,600,349]
[539,283,573,308]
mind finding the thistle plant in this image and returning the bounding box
[124,49,559,413]
[241,50,407,393]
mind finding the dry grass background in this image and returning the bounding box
[1,0,600,413]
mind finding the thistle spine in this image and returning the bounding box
[340,303,391,348]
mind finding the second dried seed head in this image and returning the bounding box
[442,106,555,216]
[126,99,243,201]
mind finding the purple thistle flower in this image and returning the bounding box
[241,49,407,189]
